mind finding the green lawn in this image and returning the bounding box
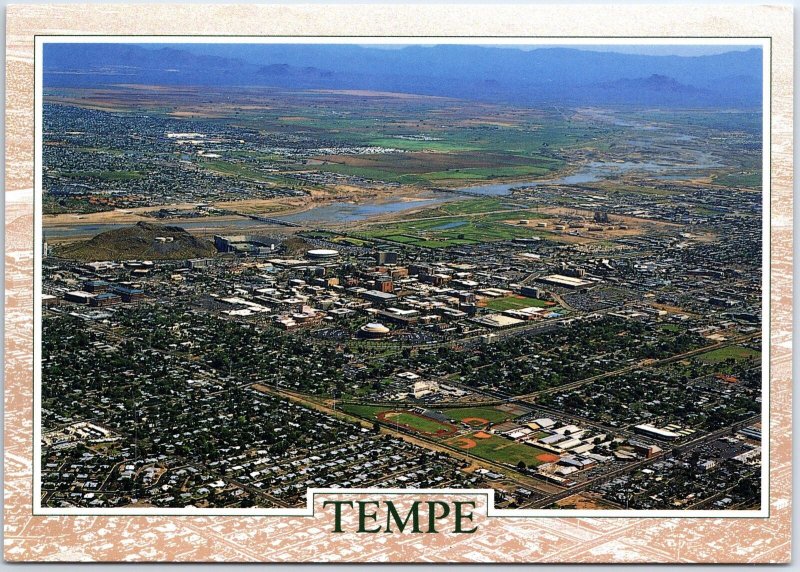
[447,432,551,467]
[484,296,551,311]
[714,171,762,190]
[330,236,370,247]
[697,345,761,364]
[443,407,517,424]
[362,216,549,248]
[382,411,455,434]
[341,405,458,435]
[380,234,475,248]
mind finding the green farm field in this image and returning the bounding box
[44,85,638,204]
[714,171,762,190]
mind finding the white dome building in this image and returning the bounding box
[359,322,391,338]
[307,249,339,259]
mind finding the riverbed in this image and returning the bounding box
[44,154,722,241]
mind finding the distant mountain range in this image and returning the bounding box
[43,43,762,108]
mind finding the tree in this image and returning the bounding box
[516,460,527,470]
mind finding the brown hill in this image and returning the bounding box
[57,222,217,261]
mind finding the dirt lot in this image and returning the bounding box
[553,492,620,510]
[505,206,686,244]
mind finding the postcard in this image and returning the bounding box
[4,3,793,563]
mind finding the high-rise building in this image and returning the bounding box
[375,251,399,265]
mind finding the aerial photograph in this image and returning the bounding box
[39,42,763,511]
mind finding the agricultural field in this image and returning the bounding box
[43,84,627,213]
[316,151,549,175]
[365,137,477,153]
[713,171,762,190]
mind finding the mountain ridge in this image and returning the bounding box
[43,43,762,108]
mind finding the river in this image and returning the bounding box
[45,155,722,240]
[454,157,723,196]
